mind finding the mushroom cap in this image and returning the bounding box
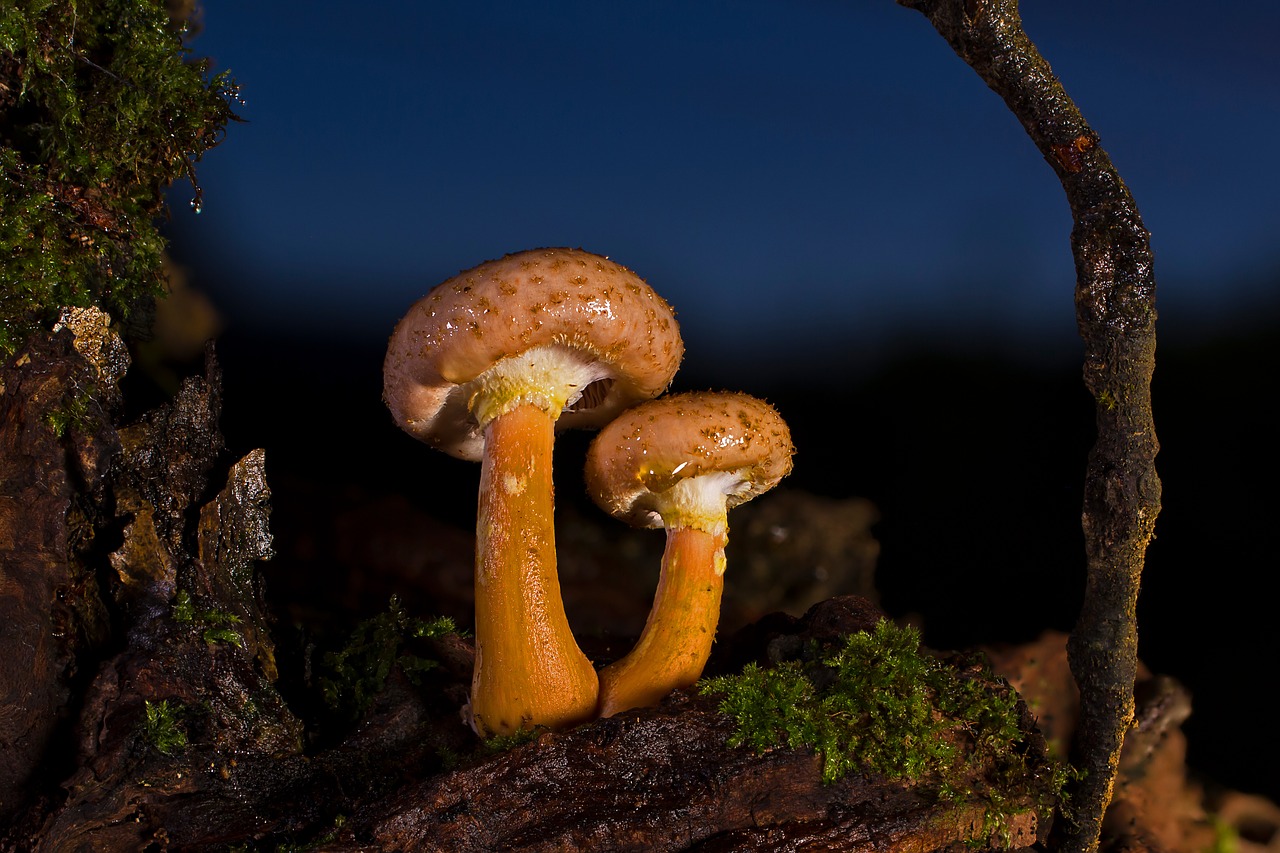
[585,391,795,529]
[383,248,684,460]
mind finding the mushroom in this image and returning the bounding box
[383,247,683,736]
[584,390,794,716]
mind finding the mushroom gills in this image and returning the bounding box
[464,343,614,427]
[566,376,614,413]
[644,470,748,540]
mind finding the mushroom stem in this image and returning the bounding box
[472,402,599,736]
[597,525,726,717]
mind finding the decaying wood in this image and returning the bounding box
[366,697,1040,852]
[894,2,1162,850]
[0,309,124,823]
[355,596,1056,852]
[986,633,1224,853]
[2,316,1057,850]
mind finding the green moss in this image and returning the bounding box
[318,595,460,725]
[479,727,541,755]
[172,588,198,623]
[42,383,95,437]
[0,0,239,354]
[700,619,1066,834]
[1209,816,1240,853]
[201,625,244,647]
[172,588,244,647]
[143,698,188,755]
[435,746,461,771]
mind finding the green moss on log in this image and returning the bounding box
[700,620,1070,839]
[0,0,239,353]
[318,595,462,726]
[143,698,189,755]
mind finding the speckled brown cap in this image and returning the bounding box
[383,248,684,460]
[585,390,795,529]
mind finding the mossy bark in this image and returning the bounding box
[895,2,1162,851]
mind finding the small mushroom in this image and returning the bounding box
[384,247,683,736]
[584,390,794,716]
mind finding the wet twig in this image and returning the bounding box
[894,2,1162,851]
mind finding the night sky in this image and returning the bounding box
[163,1,1279,802]
[174,0,1280,377]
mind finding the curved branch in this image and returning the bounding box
[894,2,1162,851]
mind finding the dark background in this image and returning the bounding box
[161,1,1278,803]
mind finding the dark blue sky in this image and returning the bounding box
[174,0,1280,380]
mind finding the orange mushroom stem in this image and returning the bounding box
[470,401,598,734]
[597,514,727,716]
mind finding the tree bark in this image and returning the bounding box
[0,309,124,821]
[894,2,1162,851]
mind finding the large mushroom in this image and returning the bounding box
[383,247,683,736]
[584,390,794,716]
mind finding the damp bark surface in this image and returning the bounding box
[894,2,1162,851]
[0,322,120,822]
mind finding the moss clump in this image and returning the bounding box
[173,588,244,647]
[479,727,541,755]
[700,620,1043,789]
[0,0,239,354]
[701,620,1070,843]
[42,381,96,437]
[317,595,460,725]
[143,698,188,755]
